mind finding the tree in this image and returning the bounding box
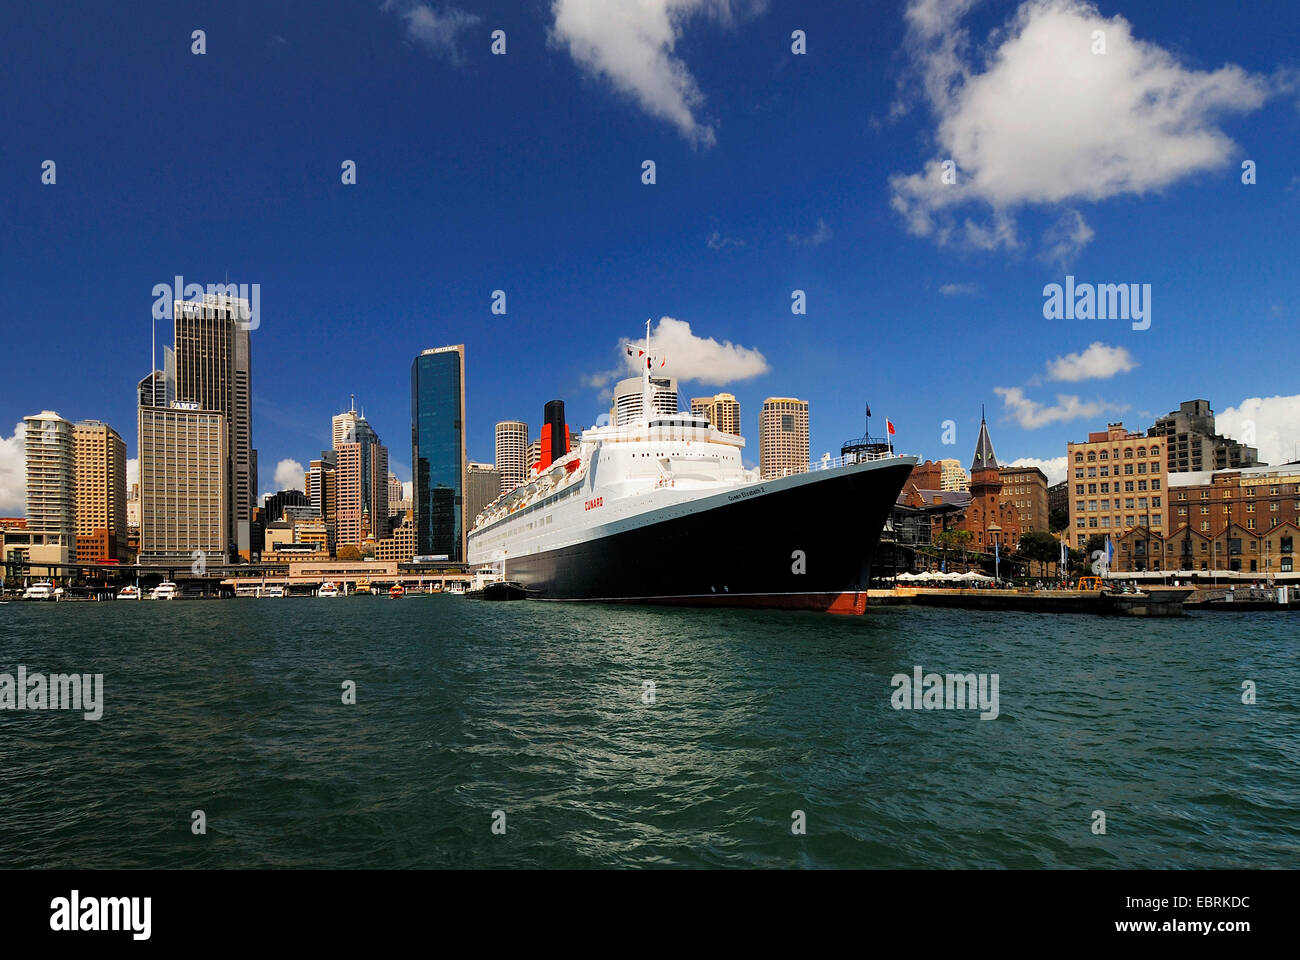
[934,529,973,568]
[336,545,362,561]
[1048,507,1069,532]
[1017,530,1061,578]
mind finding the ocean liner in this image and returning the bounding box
[467,324,915,614]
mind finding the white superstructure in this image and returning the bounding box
[469,321,758,565]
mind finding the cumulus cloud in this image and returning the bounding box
[0,422,26,515]
[384,1,480,63]
[939,282,978,296]
[706,229,743,250]
[273,458,306,493]
[589,316,768,389]
[891,0,1271,253]
[550,0,765,146]
[995,385,1125,429]
[787,218,832,248]
[1216,395,1300,467]
[1007,455,1068,486]
[1044,342,1137,382]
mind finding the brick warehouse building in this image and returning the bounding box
[954,413,1020,552]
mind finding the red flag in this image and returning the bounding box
[886,419,896,435]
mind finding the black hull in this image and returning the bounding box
[502,460,913,614]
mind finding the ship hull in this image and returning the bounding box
[499,459,913,614]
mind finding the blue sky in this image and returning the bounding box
[2,0,1298,509]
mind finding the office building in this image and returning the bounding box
[690,393,741,435]
[938,458,969,491]
[1066,422,1166,549]
[759,398,809,480]
[138,405,228,563]
[466,461,501,529]
[173,293,256,557]
[72,420,128,562]
[999,465,1049,533]
[495,420,530,495]
[411,345,467,560]
[22,411,75,563]
[1149,399,1260,473]
[375,510,417,563]
[612,376,677,426]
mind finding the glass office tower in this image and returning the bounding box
[410,345,467,560]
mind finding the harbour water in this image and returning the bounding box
[1,598,1296,869]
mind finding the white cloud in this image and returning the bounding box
[891,0,1271,252]
[1217,395,1300,467]
[550,0,764,146]
[706,230,743,250]
[402,480,413,502]
[385,2,480,63]
[995,385,1125,429]
[1044,342,1137,382]
[0,422,26,515]
[622,316,768,386]
[273,458,306,492]
[939,282,978,296]
[126,458,139,488]
[787,218,832,247]
[1007,455,1067,486]
[1041,208,1094,268]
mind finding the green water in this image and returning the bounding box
[0,598,1296,868]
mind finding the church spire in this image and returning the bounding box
[972,408,998,472]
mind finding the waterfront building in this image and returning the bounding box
[998,465,1049,533]
[1149,399,1259,473]
[262,516,331,563]
[1164,462,1300,573]
[22,410,75,565]
[689,393,741,435]
[1067,422,1166,549]
[173,294,256,557]
[954,413,1020,552]
[411,345,467,561]
[759,398,809,480]
[938,458,969,491]
[138,405,228,564]
[306,452,337,523]
[72,420,128,562]
[375,509,417,563]
[495,420,530,495]
[612,376,677,426]
[466,461,501,530]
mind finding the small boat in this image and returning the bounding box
[149,581,179,600]
[318,582,341,597]
[22,581,56,601]
[355,577,372,595]
[388,583,406,599]
[263,585,285,598]
[482,580,529,601]
[117,585,143,600]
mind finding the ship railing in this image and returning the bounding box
[770,449,898,479]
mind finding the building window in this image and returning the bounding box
[1150,445,1160,457]
[1152,479,1161,490]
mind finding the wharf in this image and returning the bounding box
[868,586,1193,617]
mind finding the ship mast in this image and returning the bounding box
[641,318,652,423]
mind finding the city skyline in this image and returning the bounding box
[3,0,1299,514]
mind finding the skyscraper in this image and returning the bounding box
[23,411,76,556]
[495,420,529,495]
[411,345,466,560]
[690,393,741,435]
[759,398,809,479]
[73,420,128,561]
[137,346,176,409]
[172,294,256,558]
[332,400,388,546]
[138,405,228,563]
